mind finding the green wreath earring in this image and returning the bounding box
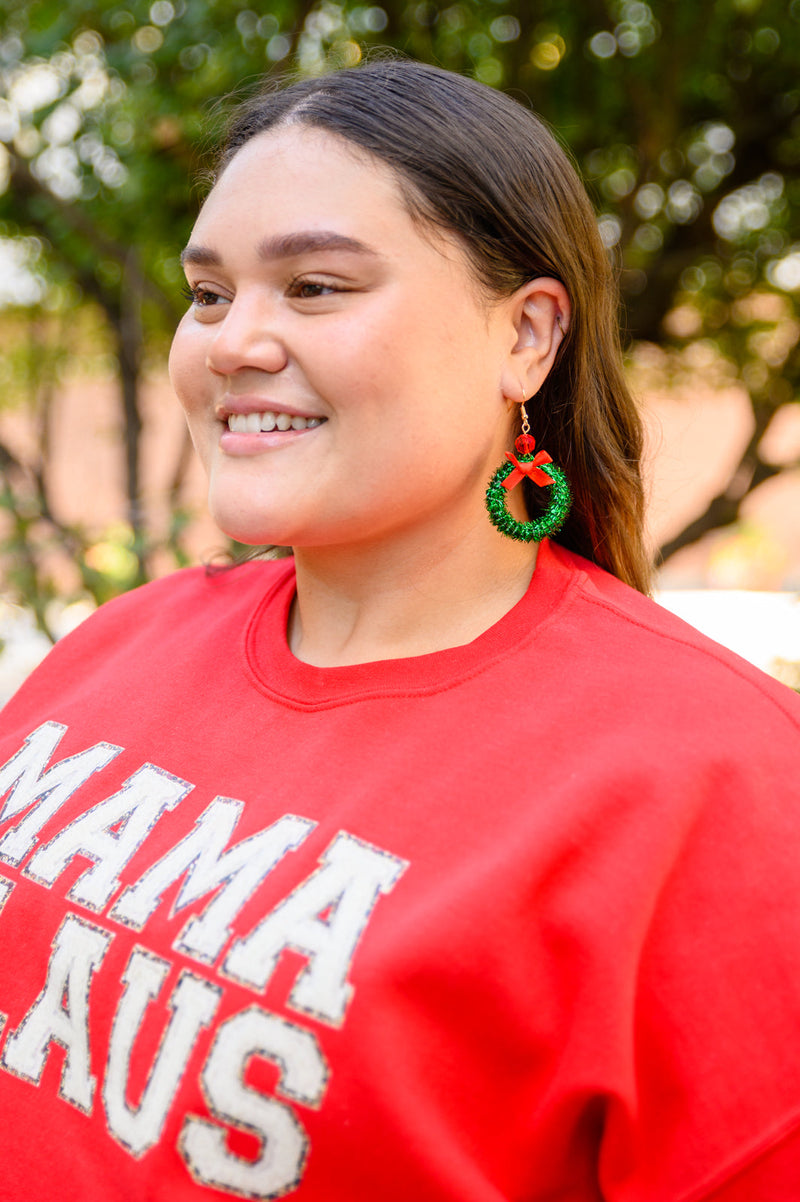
[485,401,572,543]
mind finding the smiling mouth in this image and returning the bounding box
[226,412,326,433]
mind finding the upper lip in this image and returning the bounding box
[216,395,325,422]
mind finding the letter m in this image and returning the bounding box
[0,722,121,867]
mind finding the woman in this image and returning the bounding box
[0,59,798,1202]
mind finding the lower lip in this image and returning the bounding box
[219,425,322,457]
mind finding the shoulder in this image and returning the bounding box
[0,558,295,719]
[67,557,294,642]
[547,540,800,733]
[92,557,292,616]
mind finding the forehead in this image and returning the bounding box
[197,125,413,237]
[190,124,484,295]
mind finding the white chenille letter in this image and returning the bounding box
[104,952,221,1157]
[0,722,121,866]
[111,801,314,963]
[180,1008,327,1199]
[224,833,408,1025]
[0,875,15,1038]
[0,875,14,917]
[1,913,111,1112]
[25,764,192,909]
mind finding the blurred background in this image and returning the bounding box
[0,0,799,695]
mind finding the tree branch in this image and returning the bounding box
[10,158,181,323]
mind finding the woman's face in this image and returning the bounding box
[169,125,524,550]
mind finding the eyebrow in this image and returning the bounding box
[180,230,382,267]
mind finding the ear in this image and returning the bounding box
[500,278,571,403]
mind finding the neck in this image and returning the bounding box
[287,515,538,667]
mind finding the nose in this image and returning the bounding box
[205,294,288,377]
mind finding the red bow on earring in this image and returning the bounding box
[502,434,554,491]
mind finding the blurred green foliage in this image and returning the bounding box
[1,0,800,630]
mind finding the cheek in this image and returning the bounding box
[168,318,206,413]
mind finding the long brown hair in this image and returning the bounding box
[215,59,652,593]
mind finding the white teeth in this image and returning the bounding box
[227,411,323,433]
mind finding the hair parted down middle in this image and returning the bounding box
[215,57,652,594]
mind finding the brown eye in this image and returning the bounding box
[298,283,327,298]
[182,284,225,307]
[290,277,339,299]
[195,288,223,306]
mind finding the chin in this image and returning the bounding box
[210,507,286,548]
[210,494,372,552]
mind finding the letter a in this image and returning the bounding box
[0,876,15,1039]
[224,832,407,1025]
[26,764,192,910]
[1,913,111,1112]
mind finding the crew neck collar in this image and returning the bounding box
[243,539,579,710]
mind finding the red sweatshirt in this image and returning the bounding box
[0,540,798,1201]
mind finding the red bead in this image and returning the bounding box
[515,433,536,455]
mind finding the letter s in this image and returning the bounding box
[179,1008,328,1200]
